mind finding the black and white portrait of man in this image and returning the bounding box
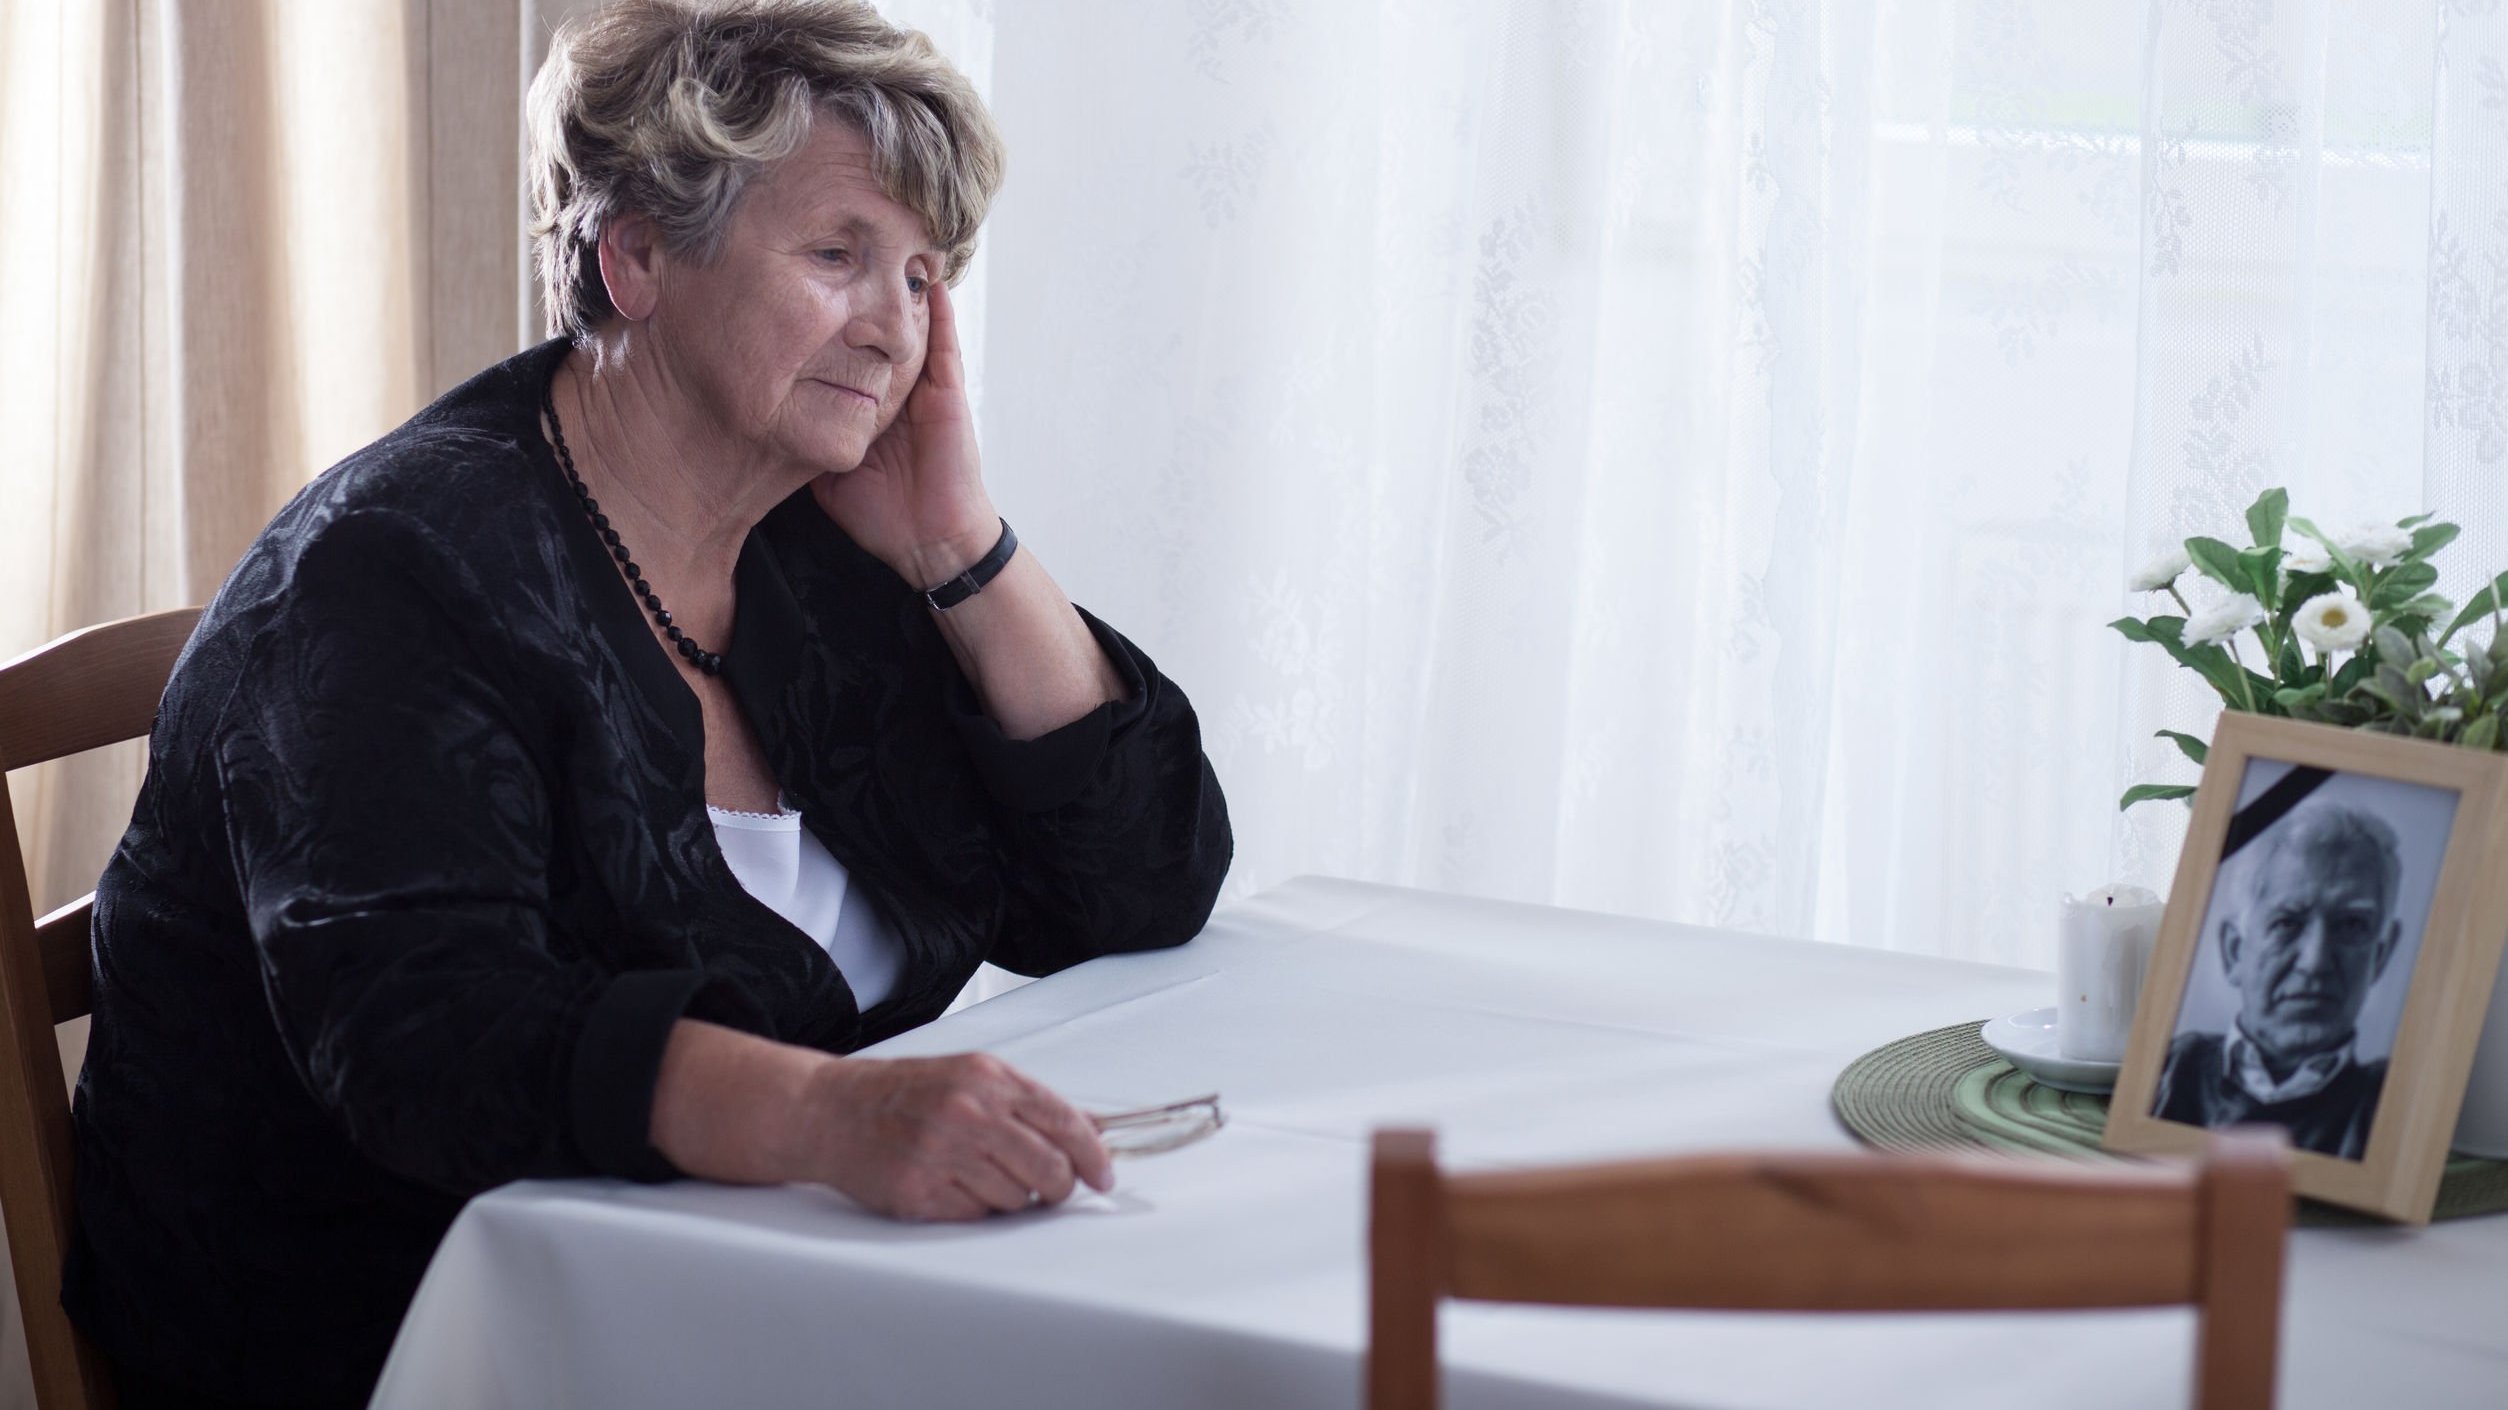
[2151,760,2456,1161]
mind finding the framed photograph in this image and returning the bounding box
[2105,712,2508,1222]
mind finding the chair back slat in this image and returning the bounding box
[1441,1152,2202,1311]
[37,899,95,1027]
[0,609,199,772]
[0,607,198,1410]
[1367,1127,2290,1410]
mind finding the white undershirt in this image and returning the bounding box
[707,800,905,1011]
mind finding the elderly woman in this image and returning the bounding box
[62,3,1230,1406]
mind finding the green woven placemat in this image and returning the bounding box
[1832,1019,2508,1226]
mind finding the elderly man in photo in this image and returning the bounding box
[2153,800,2406,1161]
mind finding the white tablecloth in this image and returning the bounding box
[368,877,2508,1409]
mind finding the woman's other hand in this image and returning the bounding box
[809,275,1002,592]
[649,1020,1114,1220]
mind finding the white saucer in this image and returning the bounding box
[1979,1008,2121,1095]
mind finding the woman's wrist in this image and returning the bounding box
[650,1019,843,1186]
[900,517,1008,594]
[785,1052,874,1179]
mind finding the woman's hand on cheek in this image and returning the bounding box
[791,1052,1116,1221]
[809,276,1003,591]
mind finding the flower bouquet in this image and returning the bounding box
[2113,488,2508,809]
[2111,488,2508,1170]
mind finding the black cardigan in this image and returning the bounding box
[61,340,1231,1407]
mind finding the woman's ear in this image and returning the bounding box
[597,214,666,322]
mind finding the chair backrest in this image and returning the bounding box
[0,607,200,1410]
[1367,1126,2289,1410]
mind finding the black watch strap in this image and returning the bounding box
[922,519,1018,610]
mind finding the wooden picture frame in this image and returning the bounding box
[2105,712,2508,1223]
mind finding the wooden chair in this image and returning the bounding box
[0,608,201,1410]
[1368,1127,2290,1410]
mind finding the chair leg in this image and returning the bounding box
[1369,1129,1443,1410]
[2194,1129,2289,1410]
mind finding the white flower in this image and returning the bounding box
[2128,546,2192,592]
[2184,592,2266,645]
[2293,591,2371,653]
[2336,521,2414,566]
[2282,539,2333,574]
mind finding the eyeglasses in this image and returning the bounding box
[1089,1094,1224,1158]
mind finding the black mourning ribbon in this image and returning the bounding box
[2218,765,2334,861]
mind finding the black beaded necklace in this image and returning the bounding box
[541,380,727,676]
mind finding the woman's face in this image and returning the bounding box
[641,120,940,477]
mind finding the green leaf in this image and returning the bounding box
[2411,522,2461,559]
[2119,783,2200,811]
[2447,589,2500,642]
[2370,561,2441,610]
[2373,624,2417,665]
[2274,683,2329,712]
[2156,729,2209,765]
[2400,512,2437,529]
[2246,488,2290,550]
[2186,646,2258,705]
[2314,698,2374,726]
[2278,569,2340,608]
[2331,653,2377,696]
[2288,515,2330,545]
[2387,584,2447,639]
[2377,664,2425,717]
[2465,714,2501,751]
[2444,574,2508,642]
[2242,546,2284,611]
[2186,537,2252,594]
[2407,658,2443,687]
[2117,604,2270,708]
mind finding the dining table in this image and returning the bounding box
[366,875,2508,1409]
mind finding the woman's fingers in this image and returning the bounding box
[905,1182,990,1223]
[951,1145,1042,1213]
[921,275,964,389]
[920,1058,1082,1213]
[1009,1073,1116,1193]
[986,1117,1080,1205]
[945,1063,1099,1210]
[803,1053,1114,1221]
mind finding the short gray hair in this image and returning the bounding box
[527,0,1006,340]
[2236,801,2404,918]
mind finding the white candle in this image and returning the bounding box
[2057,884,2164,1062]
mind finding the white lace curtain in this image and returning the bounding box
[952,0,2508,966]
[8,0,2504,972]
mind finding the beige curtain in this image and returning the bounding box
[0,1,553,1401]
